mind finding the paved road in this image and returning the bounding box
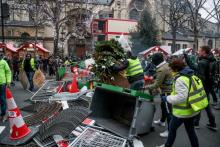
[1,82,220,147]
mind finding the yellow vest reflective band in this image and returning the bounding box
[30,58,36,71]
[126,58,143,77]
[172,75,208,117]
[22,58,36,71]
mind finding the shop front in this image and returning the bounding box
[17,43,50,58]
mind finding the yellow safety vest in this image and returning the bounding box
[126,58,143,77]
[22,58,36,71]
[64,60,70,65]
[172,75,208,117]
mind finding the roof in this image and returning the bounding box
[163,29,220,41]
[6,43,18,52]
[17,43,50,53]
[139,46,171,55]
[0,42,18,52]
[4,20,35,27]
[172,48,192,56]
[36,43,50,53]
[97,0,114,5]
[162,31,194,42]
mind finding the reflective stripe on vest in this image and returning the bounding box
[126,58,143,77]
[172,75,208,117]
[30,58,36,70]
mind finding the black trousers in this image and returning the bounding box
[210,88,218,103]
[194,88,216,126]
[165,115,199,147]
[160,94,172,130]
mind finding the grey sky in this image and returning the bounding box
[200,0,218,23]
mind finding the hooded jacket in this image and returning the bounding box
[185,54,216,90]
[0,59,12,85]
[167,67,194,105]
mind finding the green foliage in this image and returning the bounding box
[92,39,126,83]
[130,9,160,54]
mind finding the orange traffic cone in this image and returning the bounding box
[6,88,31,139]
[0,88,38,145]
[69,76,79,93]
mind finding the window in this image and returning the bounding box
[97,34,106,41]
[98,21,105,32]
[7,30,13,36]
[175,44,181,51]
[129,9,139,20]
[183,44,187,49]
[208,39,213,49]
[168,43,172,46]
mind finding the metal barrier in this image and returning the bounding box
[30,80,65,102]
[68,127,127,147]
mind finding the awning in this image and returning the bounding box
[172,48,192,56]
[0,42,18,52]
[139,46,171,56]
[17,43,50,53]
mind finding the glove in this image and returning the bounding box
[161,96,167,102]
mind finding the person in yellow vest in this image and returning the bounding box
[64,57,71,66]
[23,54,36,92]
[157,59,208,147]
[0,53,12,122]
[112,51,144,90]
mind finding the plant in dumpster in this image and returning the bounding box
[92,39,126,84]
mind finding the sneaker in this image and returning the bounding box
[214,105,220,110]
[211,102,218,106]
[156,144,165,147]
[160,130,169,138]
[206,124,218,131]
[154,119,166,127]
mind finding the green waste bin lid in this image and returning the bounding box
[93,82,153,100]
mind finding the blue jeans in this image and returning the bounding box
[0,84,6,116]
[165,115,199,147]
[26,71,35,91]
[130,79,145,90]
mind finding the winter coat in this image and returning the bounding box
[146,61,173,94]
[0,59,12,85]
[112,57,144,84]
[185,54,216,90]
[167,67,199,118]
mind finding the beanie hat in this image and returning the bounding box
[151,53,164,66]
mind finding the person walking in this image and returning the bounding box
[145,53,173,137]
[23,54,36,92]
[0,53,12,122]
[184,46,217,130]
[12,56,19,81]
[112,51,144,90]
[214,54,220,110]
[157,59,208,147]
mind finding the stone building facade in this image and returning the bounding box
[1,0,220,57]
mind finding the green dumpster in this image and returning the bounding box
[90,82,155,138]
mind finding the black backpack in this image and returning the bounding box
[208,60,220,82]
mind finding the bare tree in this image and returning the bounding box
[202,0,220,33]
[156,0,190,53]
[39,0,100,56]
[12,0,100,56]
[184,0,217,50]
[213,0,220,33]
